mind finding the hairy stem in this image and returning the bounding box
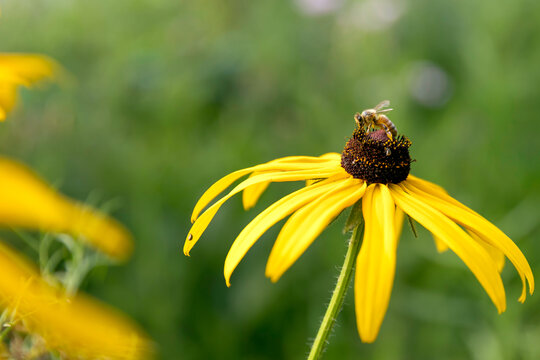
[307,224,363,360]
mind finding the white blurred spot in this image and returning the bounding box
[340,0,405,32]
[408,61,452,108]
[295,0,344,16]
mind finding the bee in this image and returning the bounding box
[354,100,398,156]
[354,100,398,139]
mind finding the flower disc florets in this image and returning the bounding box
[341,128,412,184]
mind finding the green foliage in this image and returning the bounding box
[1,0,539,358]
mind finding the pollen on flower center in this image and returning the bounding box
[341,128,412,184]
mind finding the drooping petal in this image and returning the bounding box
[354,184,398,343]
[389,184,507,313]
[185,167,344,255]
[433,235,449,253]
[406,175,478,214]
[468,230,505,273]
[266,178,366,282]
[0,242,153,359]
[402,180,533,301]
[241,154,342,210]
[192,156,344,222]
[225,175,348,286]
[242,172,271,211]
[0,157,132,260]
[191,167,255,222]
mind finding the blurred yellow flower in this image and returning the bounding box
[0,157,133,260]
[0,53,152,358]
[0,241,152,359]
[0,53,57,120]
[185,125,534,343]
[0,157,153,358]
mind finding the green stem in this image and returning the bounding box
[0,323,13,342]
[307,224,364,360]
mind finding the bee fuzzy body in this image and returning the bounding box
[355,100,398,140]
[375,114,398,139]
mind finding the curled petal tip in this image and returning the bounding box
[183,243,191,256]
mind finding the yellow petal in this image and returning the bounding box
[0,54,57,121]
[265,178,366,282]
[0,54,57,84]
[406,175,448,197]
[191,167,255,223]
[225,175,348,286]
[394,206,405,245]
[406,175,476,214]
[469,230,505,273]
[433,235,449,253]
[354,184,397,343]
[319,152,341,160]
[0,83,17,121]
[192,155,343,222]
[390,184,507,313]
[185,167,344,256]
[402,180,533,301]
[267,153,341,164]
[242,172,270,211]
[0,241,153,359]
[241,154,342,210]
[0,157,132,260]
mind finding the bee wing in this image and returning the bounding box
[374,100,390,111]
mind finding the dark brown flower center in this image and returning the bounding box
[341,129,412,184]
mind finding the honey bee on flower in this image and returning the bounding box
[185,101,533,346]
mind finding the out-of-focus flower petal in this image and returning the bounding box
[0,53,57,121]
[0,241,153,359]
[0,157,133,260]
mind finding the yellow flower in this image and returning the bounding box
[0,241,152,359]
[0,53,152,358]
[0,53,57,120]
[0,157,133,260]
[185,121,534,343]
[0,157,154,358]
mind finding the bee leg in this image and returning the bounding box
[381,124,393,140]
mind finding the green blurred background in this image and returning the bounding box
[1,0,539,358]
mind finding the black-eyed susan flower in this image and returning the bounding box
[0,53,57,120]
[185,103,534,344]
